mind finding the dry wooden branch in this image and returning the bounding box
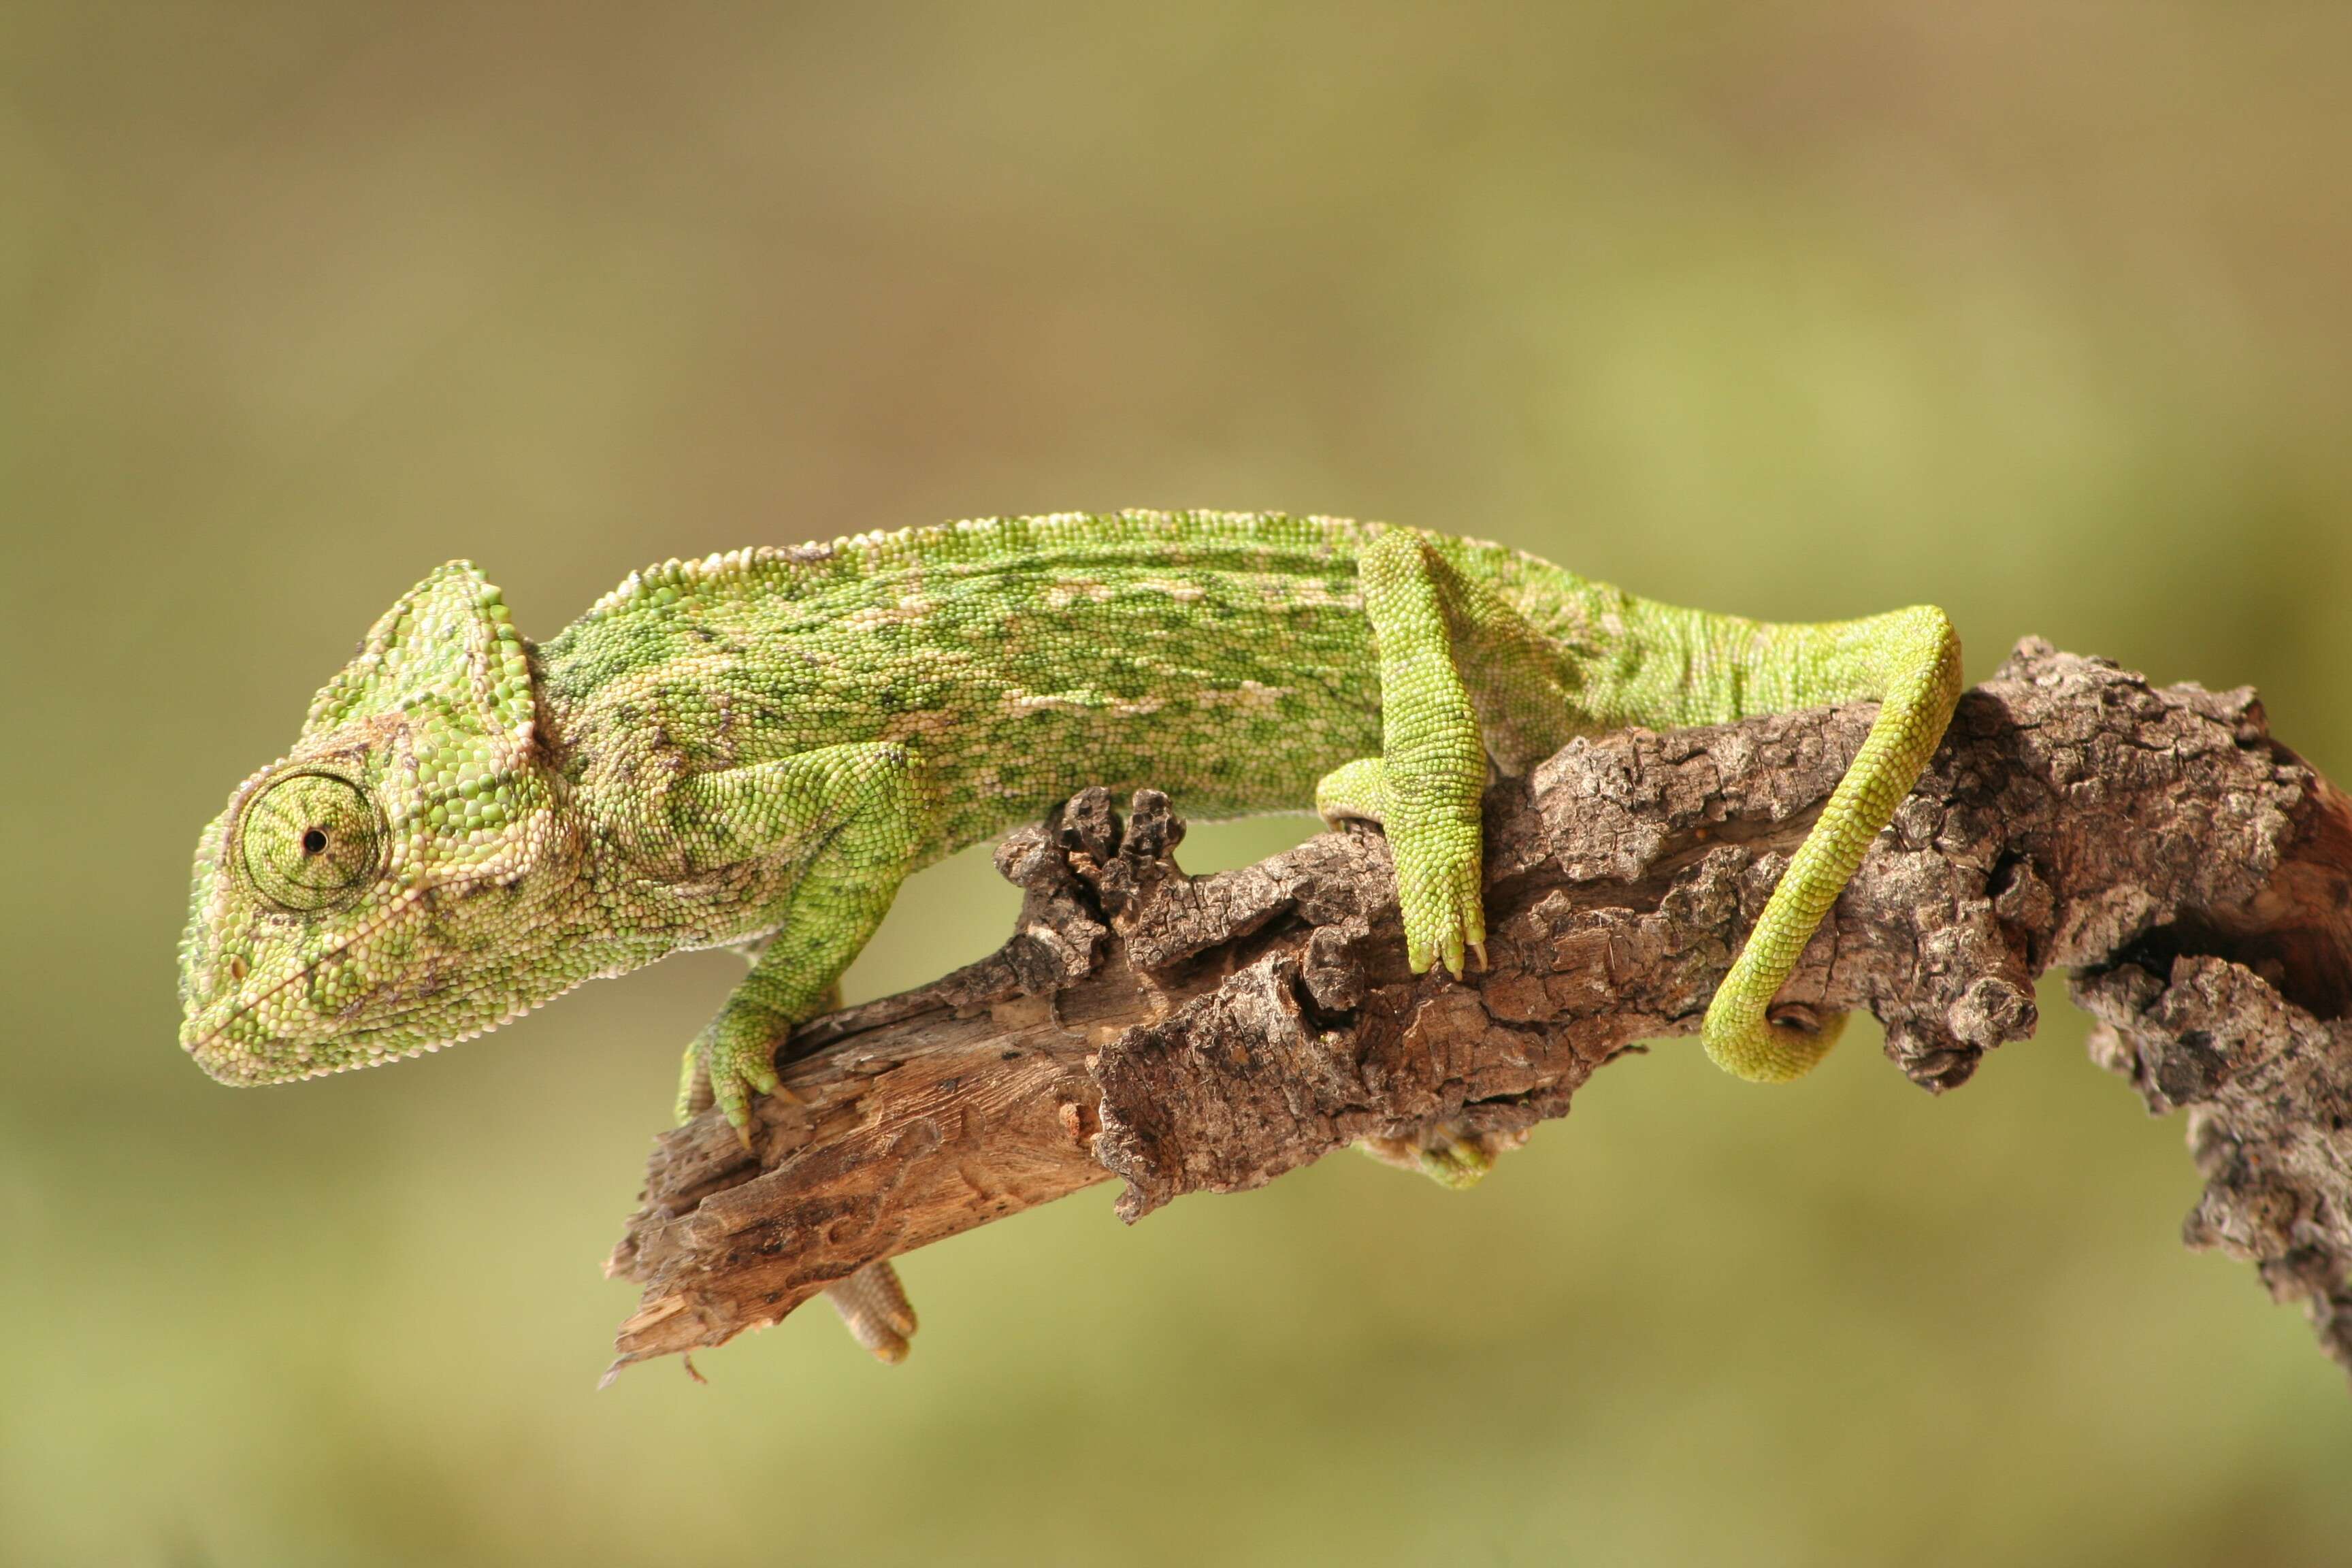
[602,640,2352,1384]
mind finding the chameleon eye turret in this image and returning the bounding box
[180,559,587,1087]
[238,771,383,912]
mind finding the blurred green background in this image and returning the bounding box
[5,3,2350,1563]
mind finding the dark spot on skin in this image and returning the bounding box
[302,828,328,855]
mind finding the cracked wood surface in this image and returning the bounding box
[603,640,2352,1382]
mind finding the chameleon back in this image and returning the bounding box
[540,512,1427,855]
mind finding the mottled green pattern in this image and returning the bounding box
[178,510,1961,1129]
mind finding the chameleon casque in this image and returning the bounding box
[179,511,1961,1348]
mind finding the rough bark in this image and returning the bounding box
[603,640,2352,1383]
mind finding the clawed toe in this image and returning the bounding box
[1401,862,1487,981]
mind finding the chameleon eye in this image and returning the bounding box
[240,771,383,912]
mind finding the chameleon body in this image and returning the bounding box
[180,509,1960,1139]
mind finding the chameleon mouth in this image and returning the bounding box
[180,993,359,1084]
[180,1020,451,1085]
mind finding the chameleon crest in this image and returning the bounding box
[178,561,587,1083]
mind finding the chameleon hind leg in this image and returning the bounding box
[1701,605,1963,1081]
[1318,534,1586,1188]
[1317,532,1501,977]
[1318,531,1587,977]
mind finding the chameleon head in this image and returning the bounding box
[178,561,588,1084]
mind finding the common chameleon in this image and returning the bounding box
[178,511,1961,1354]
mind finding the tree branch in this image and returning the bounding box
[602,640,2352,1384]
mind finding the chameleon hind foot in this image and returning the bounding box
[1317,757,1487,979]
[1393,830,1486,979]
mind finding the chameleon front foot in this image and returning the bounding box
[676,1014,789,1145]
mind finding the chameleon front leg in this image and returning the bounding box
[665,742,925,1133]
[1317,530,1494,978]
[1701,606,1963,1082]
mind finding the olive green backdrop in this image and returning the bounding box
[4,4,2349,1563]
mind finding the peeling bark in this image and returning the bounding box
[603,641,2352,1385]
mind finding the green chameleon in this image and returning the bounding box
[180,509,1959,1152]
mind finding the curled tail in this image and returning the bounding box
[1700,605,1963,1081]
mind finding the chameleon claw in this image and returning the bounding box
[706,1062,756,1147]
[713,1081,753,1144]
[1396,842,1486,981]
[715,1064,783,1151]
[696,1015,794,1148]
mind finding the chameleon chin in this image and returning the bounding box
[180,510,1960,1137]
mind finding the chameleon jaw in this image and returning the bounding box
[179,883,436,1082]
[180,872,574,1084]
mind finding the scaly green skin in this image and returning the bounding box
[179,511,1961,1141]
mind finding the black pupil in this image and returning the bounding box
[301,828,329,855]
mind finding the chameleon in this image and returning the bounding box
[178,510,1961,1349]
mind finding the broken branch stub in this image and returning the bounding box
[604,640,2352,1384]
